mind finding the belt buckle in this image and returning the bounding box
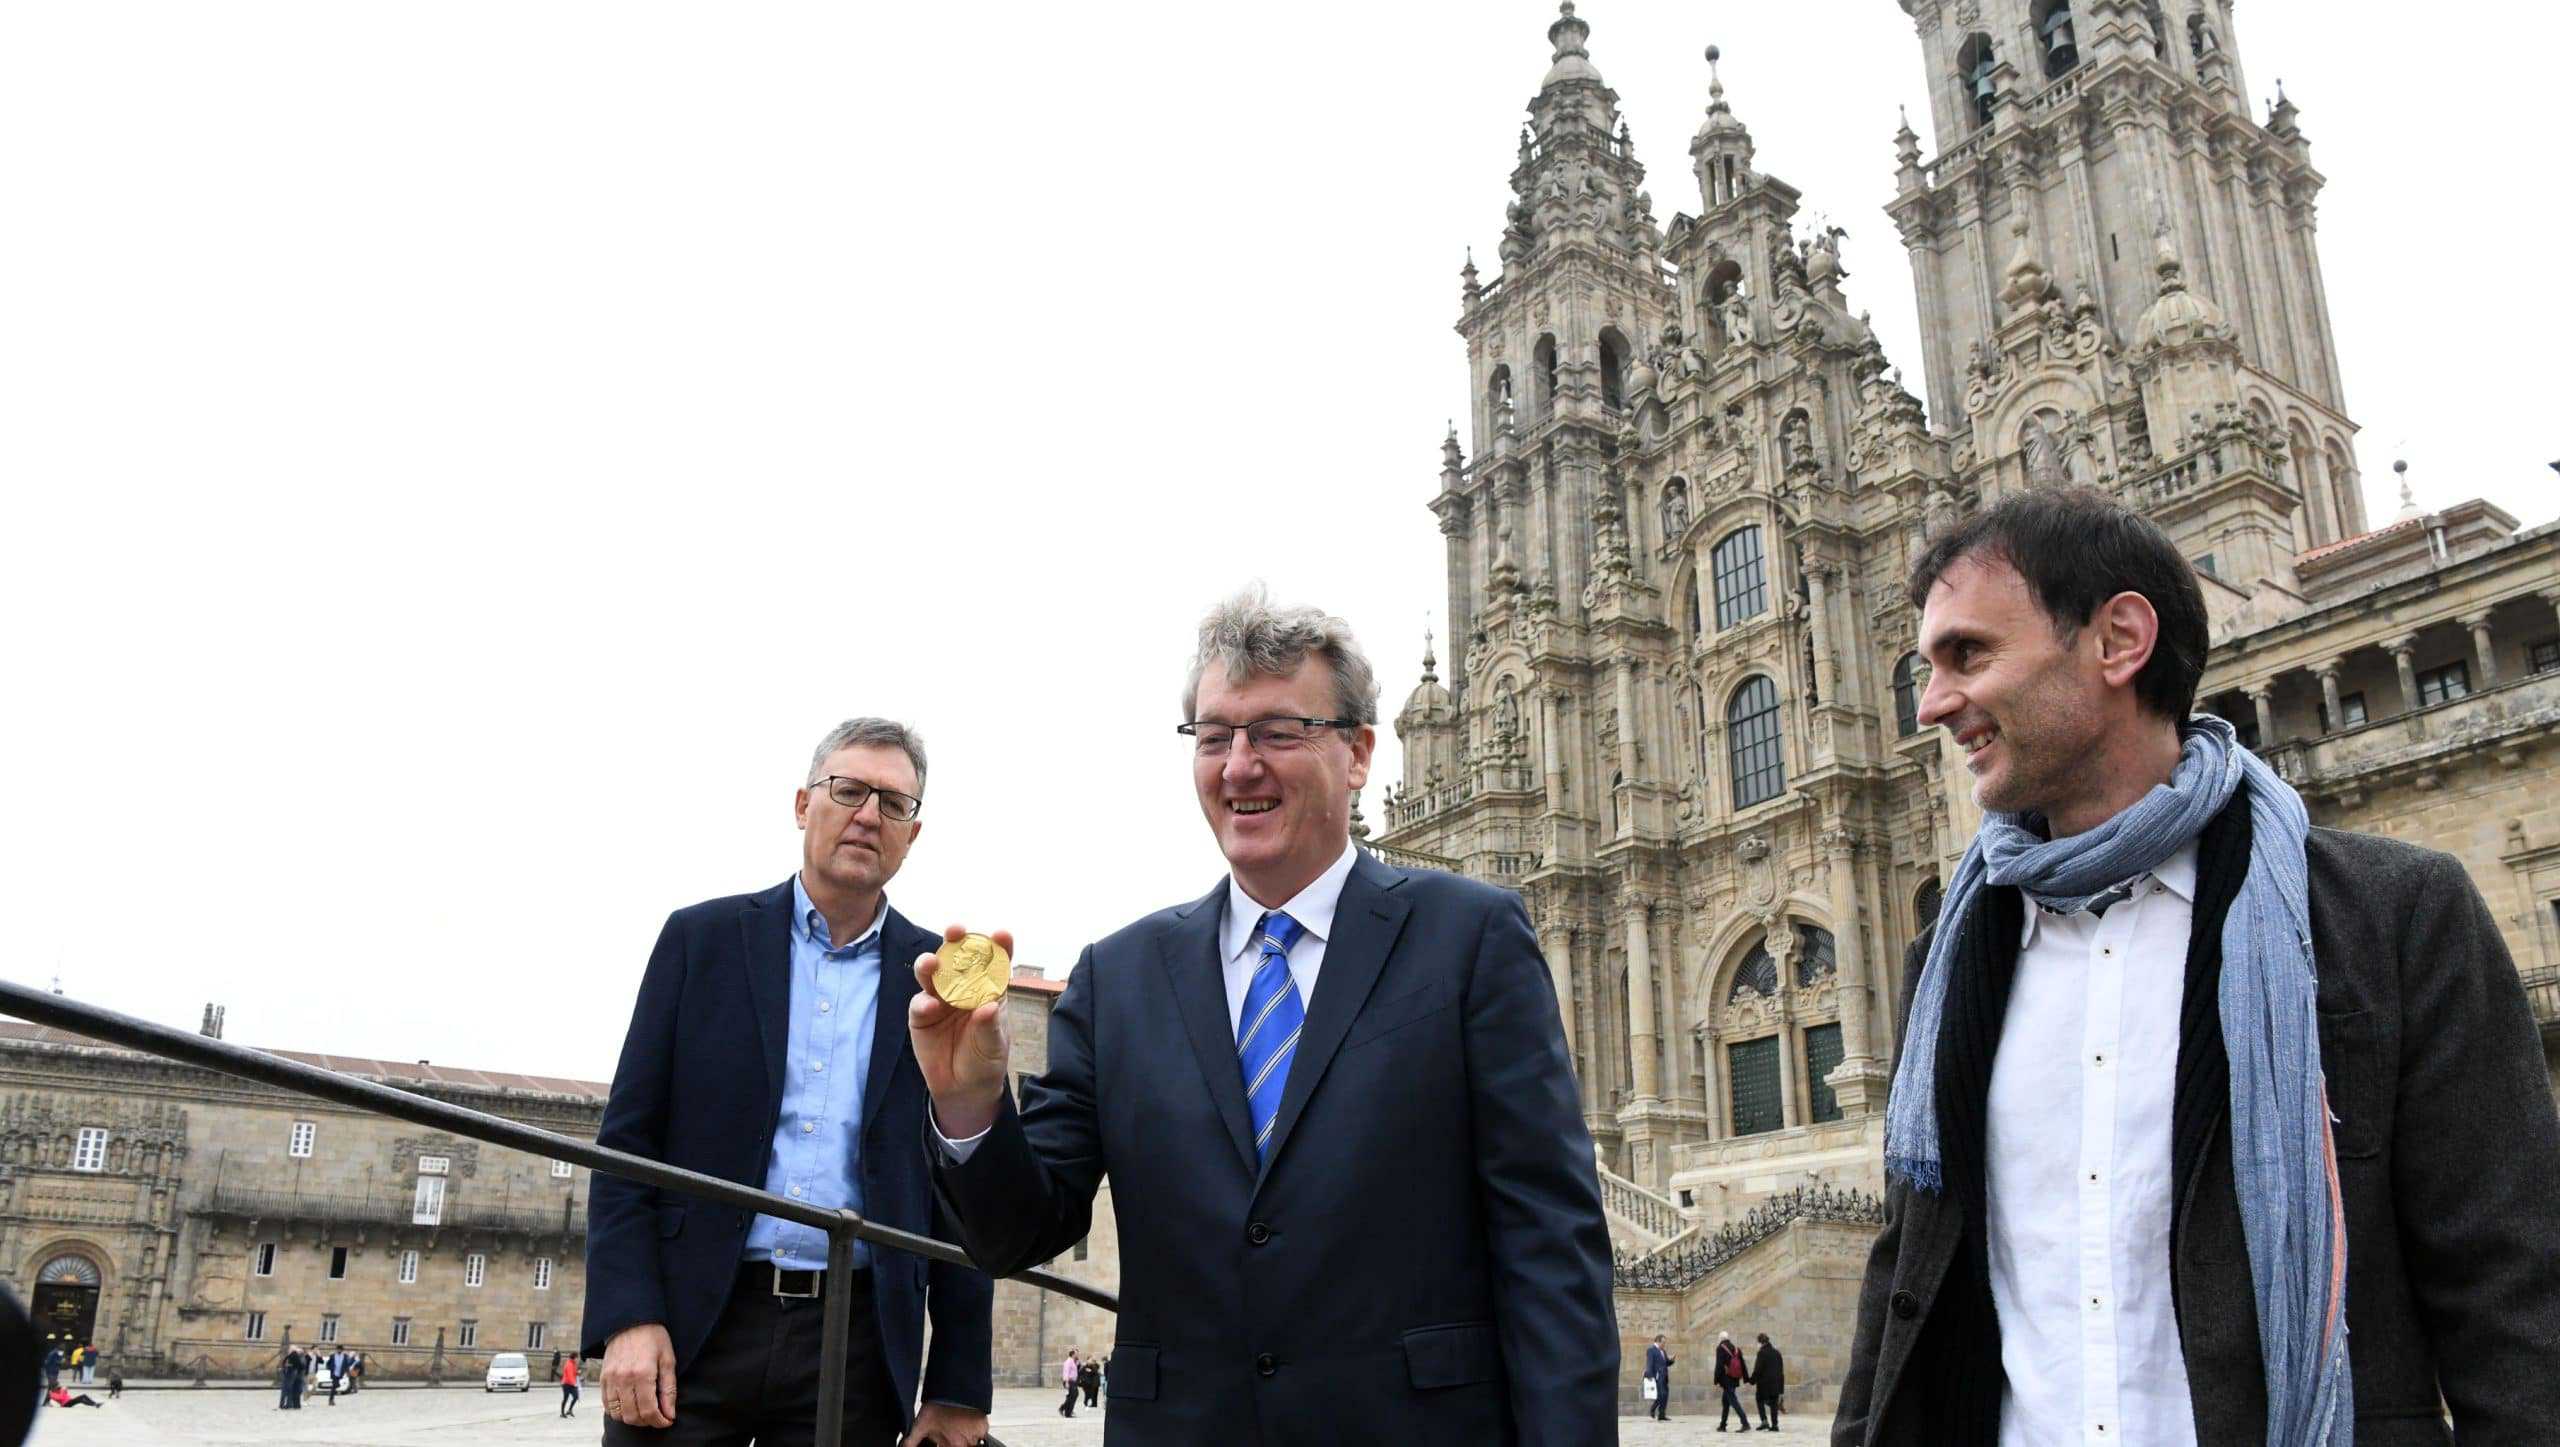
[769,1264,821,1300]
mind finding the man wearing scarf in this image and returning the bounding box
[1832,488,2560,1446]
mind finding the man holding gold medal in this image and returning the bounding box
[584,718,993,1446]
[911,589,1618,1444]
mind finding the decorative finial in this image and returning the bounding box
[1705,44,1725,104]
[1421,628,1439,683]
[2394,460,2421,520]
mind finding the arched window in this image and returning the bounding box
[1893,652,1923,736]
[1710,526,1769,628]
[1793,924,1837,987]
[1728,676,1786,809]
[2032,0,2079,78]
[1957,33,1999,128]
[1599,327,1632,411]
[1727,940,1778,1003]
[1534,334,1560,418]
[1486,364,1513,434]
[1916,877,1944,932]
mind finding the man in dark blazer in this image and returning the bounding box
[1750,1334,1782,1432]
[584,718,992,1446]
[1642,1335,1673,1422]
[909,590,1618,1445]
[1833,490,2560,1445]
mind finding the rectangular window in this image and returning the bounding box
[391,1318,412,1347]
[398,1250,418,1285]
[318,1314,340,1344]
[2319,692,2369,732]
[289,1121,315,1158]
[328,1246,348,1281]
[459,1320,478,1349]
[526,1322,548,1351]
[1727,1036,1784,1138]
[1711,526,1769,630]
[2418,661,2471,706]
[245,1311,267,1342]
[550,1158,573,1179]
[465,1254,486,1288]
[2533,639,2560,674]
[412,1175,446,1226]
[254,1242,277,1277]
[417,1155,449,1176]
[71,1127,108,1173]
[533,1258,553,1291]
[1804,1022,1846,1125]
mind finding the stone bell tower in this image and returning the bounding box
[1887,0,2367,592]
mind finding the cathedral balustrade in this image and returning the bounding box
[2521,969,2560,1039]
[1367,841,1461,875]
[1610,1183,1884,1291]
[2255,668,2560,793]
[195,1181,585,1240]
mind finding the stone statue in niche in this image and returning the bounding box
[2023,415,2066,485]
[1924,487,1959,538]
[1661,478,1691,538]
[1781,411,1814,468]
[1495,687,1520,740]
[1720,288,1753,348]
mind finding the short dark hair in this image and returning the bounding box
[1905,486,2209,722]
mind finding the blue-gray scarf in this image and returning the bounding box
[1884,716,2350,1446]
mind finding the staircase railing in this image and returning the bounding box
[1612,1183,1884,1291]
[1594,1164,1684,1241]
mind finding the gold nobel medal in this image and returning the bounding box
[931,933,1009,1011]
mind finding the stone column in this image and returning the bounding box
[1805,563,1838,706]
[1700,1024,1725,1141]
[2391,634,2423,713]
[1820,827,1887,1115]
[2247,682,2276,747]
[2316,663,2345,732]
[1623,894,1660,1102]
[2463,611,2500,687]
[1656,907,1686,1102]
[1613,658,1642,787]
[1767,927,1803,1129]
[1540,689,1567,807]
[1540,912,1576,1055]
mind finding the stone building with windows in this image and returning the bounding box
[0,969,1107,1384]
[1374,0,2560,1318]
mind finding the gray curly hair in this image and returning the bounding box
[1182,585,1380,726]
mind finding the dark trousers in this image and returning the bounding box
[1060,1378,1079,1416]
[563,1382,581,1417]
[1757,1390,1782,1429]
[1649,1373,1670,1419]
[601,1265,903,1447]
[1719,1381,1750,1428]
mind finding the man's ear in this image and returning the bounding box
[2092,590,2160,695]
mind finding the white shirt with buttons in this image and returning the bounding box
[1987,841,2200,1447]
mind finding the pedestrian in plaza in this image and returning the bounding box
[107,1364,122,1401]
[44,1386,101,1409]
[1833,488,2560,1444]
[1079,1352,1100,1409]
[1643,1333,1675,1422]
[276,1346,306,1410]
[1714,1332,1750,1432]
[559,1353,580,1418]
[323,1349,341,1405]
[1751,1334,1783,1431]
[583,718,994,1447]
[38,1346,57,1393]
[1058,1348,1080,1418]
[915,588,1617,1444]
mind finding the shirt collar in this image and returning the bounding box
[1221,839,1360,964]
[792,874,886,952]
[2016,839,2199,947]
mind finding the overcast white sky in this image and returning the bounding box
[6,3,2554,1085]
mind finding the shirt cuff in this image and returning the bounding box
[930,1112,991,1163]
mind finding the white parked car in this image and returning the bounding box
[484,1352,531,1392]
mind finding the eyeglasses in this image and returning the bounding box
[1177,716,1362,757]
[808,776,923,822]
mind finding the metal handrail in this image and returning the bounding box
[0,980,1114,1447]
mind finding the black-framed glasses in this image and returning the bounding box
[1176,716,1362,757]
[809,776,923,822]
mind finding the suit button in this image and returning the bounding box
[1247,1222,1271,1246]
[1255,1353,1277,1377]
[1890,1290,1919,1321]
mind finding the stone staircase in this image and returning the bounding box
[1595,1163,1684,1255]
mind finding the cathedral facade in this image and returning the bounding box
[1374,0,2560,1250]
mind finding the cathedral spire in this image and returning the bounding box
[1542,2,1602,90]
[1689,44,1757,210]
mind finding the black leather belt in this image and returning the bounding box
[740,1260,864,1301]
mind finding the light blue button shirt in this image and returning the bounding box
[743,875,884,1269]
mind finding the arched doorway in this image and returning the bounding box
[31,1253,103,1351]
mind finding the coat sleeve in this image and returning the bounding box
[2388,852,2560,1433]
[927,946,1107,1275]
[580,912,687,1359]
[917,1187,996,1412]
[1831,933,1932,1447]
[1463,891,1621,1445]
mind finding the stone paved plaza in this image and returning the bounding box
[23,1383,1820,1444]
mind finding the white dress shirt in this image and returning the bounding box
[1987,842,2200,1447]
[935,839,1361,1161]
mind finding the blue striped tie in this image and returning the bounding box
[1236,911,1307,1162]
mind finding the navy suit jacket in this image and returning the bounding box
[582,880,992,1421]
[931,849,1617,1445]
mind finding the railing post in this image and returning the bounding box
[815,1212,856,1447]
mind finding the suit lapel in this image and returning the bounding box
[740,879,797,1127]
[1256,850,1411,1186]
[1160,879,1260,1177]
[863,909,926,1138]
